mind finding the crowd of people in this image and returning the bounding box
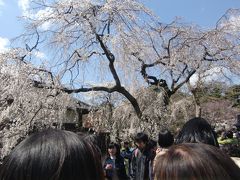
[0,117,240,180]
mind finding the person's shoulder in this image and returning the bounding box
[156,149,167,157]
[130,147,135,152]
[104,156,111,162]
[117,155,125,161]
[132,148,139,157]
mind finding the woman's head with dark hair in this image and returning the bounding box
[158,129,174,148]
[148,139,157,150]
[0,129,104,180]
[134,132,149,150]
[154,143,240,180]
[107,142,121,158]
[175,117,219,147]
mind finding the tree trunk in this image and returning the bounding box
[195,103,202,117]
[192,91,202,117]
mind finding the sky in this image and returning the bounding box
[146,0,240,27]
[0,0,239,51]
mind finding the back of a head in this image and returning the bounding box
[134,132,148,143]
[0,129,104,180]
[154,143,240,180]
[175,117,219,147]
[158,129,174,148]
[148,139,157,149]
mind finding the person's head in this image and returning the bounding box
[148,139,157,151]
[154,143,240,180]
[148,139,157,160]
[0,129,104,180]
[134,132,149,150]
[123,141,129,149]
[175,117,219,147]
[226,130,233,139]
[107,142,120,157]
[158,129,174,148]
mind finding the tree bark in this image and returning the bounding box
[192,90,202,118]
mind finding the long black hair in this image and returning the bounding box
[175,117,219,147]
[107,142,121,158]
[0,129,104,180]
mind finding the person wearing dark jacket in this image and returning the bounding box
[121,141,132,177]
[131,132,150,180]
[104,142,129,180]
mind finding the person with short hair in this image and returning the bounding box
[153,129,174,172]
[157,129,174,154]
[154,143,240,180]
[175,117,219,147]
[131,132,150,180]
[0,129,104,180]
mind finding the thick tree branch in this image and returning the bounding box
[96,34,121,87]
[34,82,142,119]
[171,69,196,95]
[141,64,159,85]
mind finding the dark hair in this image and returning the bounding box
[158,129,174,148]
[226,131,233,139]
[108,142,121,157]
[81,133,103,161]
[134,132,149,143]
[123,141,129,145]
[148,139,157,160]
[175,117,219,147]
[0,129,104,180]
[148,139,157,150]
[82,133,100,147]
[154,143,240,180]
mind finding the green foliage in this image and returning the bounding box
[225,85,240,107]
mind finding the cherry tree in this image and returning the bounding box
[21,1,240,115]
[20,2,240,132]
[0,48,83,160]
[185,9,240,117]
[19,0,159,120]
[132,17,240,102]
[1,1,240,150]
